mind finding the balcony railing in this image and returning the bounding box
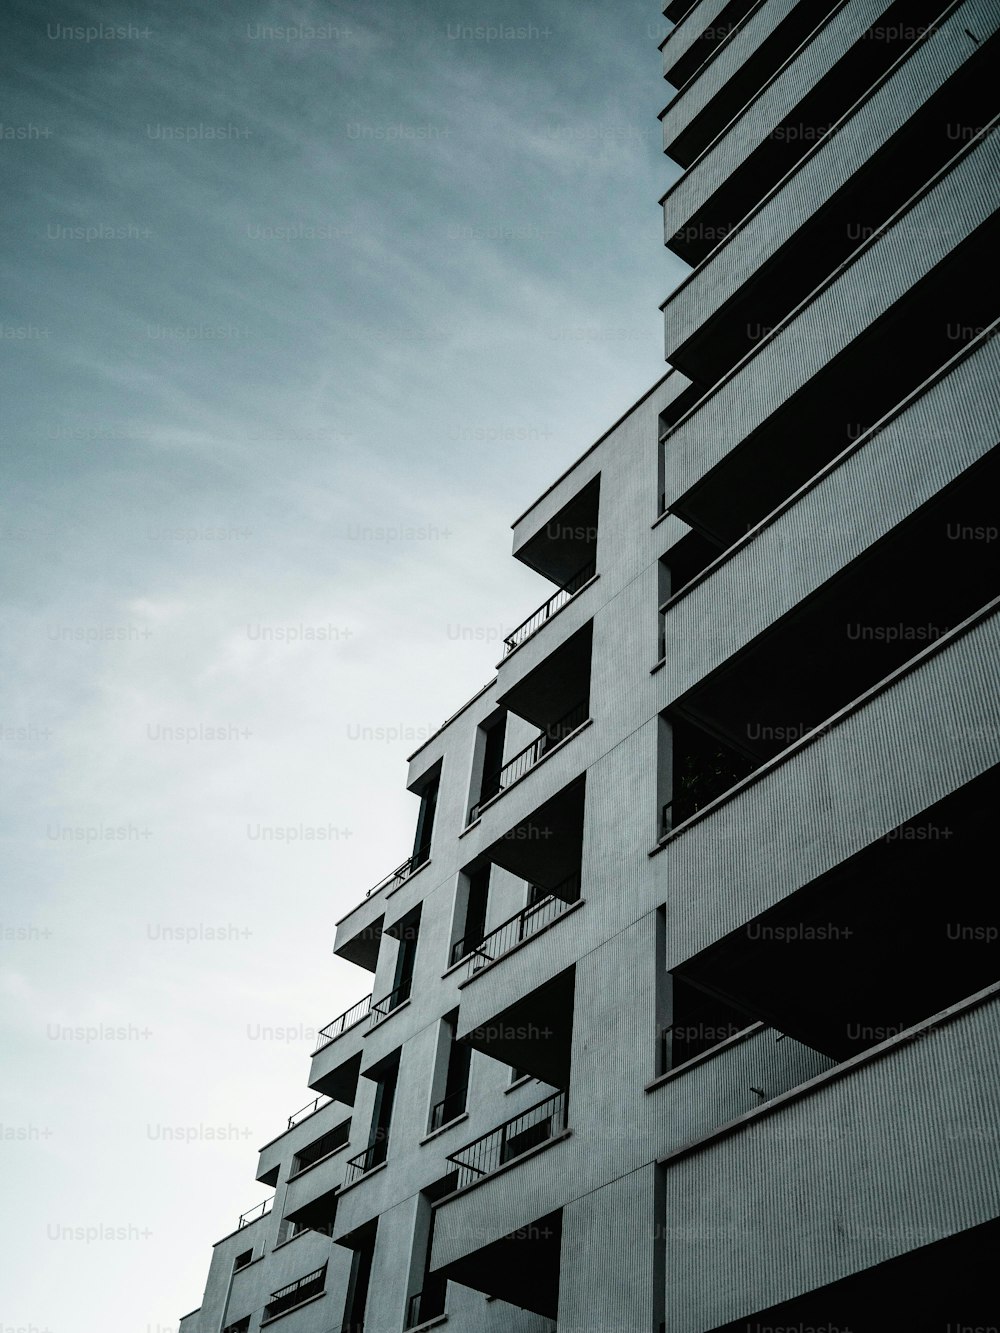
[469,699,589,821]
[405,1287,447,1328]
[286,1094,331,1129]
[364,842,430,900]
[262,1264,327,1322]
[456,872,580,979]
[660,755,761,835]
[446,1091,567,1191]
[237,1197,273,1228]
[344,1135,388,1185]
[370,975,412,1023]
[429,1084,468,1133]
[503,558,596,655]
[315,993,372,1050]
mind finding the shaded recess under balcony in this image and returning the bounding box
[673,763,1000,1063]
[471,626,592,822]
[661,443,1000,831]
[514,475,599,585]
[461,967,575,1090]
[665,211,1000,545]
[666,35,1000,384]
[453,780,585,973]
[704,1217,1000,1332]
[431,1208,562,1320]
[662,0,950,265]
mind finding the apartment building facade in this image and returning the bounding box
[179,1,1000,1329]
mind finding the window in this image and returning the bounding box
[450,865,490,965]
[232,1249,253,1271]
[411,767,440,865]
[429,1015,471,1131]
[341,1223,376,1333]
[223,1319,251,1333]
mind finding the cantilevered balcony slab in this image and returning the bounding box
[663,130,1000,540]
[430,1110,572,1314]
[657,602,1000,971]
[282,1139,350,1232]
[658,336,999,705]
[661,0,825,164]
[226,1233,342,1331]
[662,0,1000,376]
[659,0,759,92]
[256,1095,349,1187]
[660,986,1000,1332]
[660,0,904,258]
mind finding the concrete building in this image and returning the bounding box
[178,2,1000,1329]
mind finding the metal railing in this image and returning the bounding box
[660,757,760,835]
[429,1084,468,1133]
[364,842,430,900]
[237,1197,273,1228]
[286,1094,331,1129]
[370,975,412,1023]
[446,1091,567,1191]
[458,872,580,980]
[263,1264,327,1322]
[315,993,372,1050]
[469,699,588,821]
[344,1135,388,1185]
[405,1287,447,1328]
[503,558,596,655]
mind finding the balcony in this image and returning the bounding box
[314,993,372,1051]
[261,1264,327,1324]
[470,700,588,822]
[343,1136,388,1186]
[503,559,596,656]
[661,987,1000,1332]
[446,1091,568,1192]
[452,872,581,979]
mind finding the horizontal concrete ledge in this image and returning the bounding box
[661,981,1000,1166]
[335,1159,388,1198]
[505,1074,534,1094]
[420,1112,470,1146]
[260,1291,326,1326]
[456,898,585,990]
[286,1140,349,1182]
[433,1128,573,1209]
[407,1315,447,1332]
[645,1022,765,1092]
[648,593,1000,856]
[460,719,593,831]
[495,574,600,669]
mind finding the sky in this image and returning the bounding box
[0,0,686,1327]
